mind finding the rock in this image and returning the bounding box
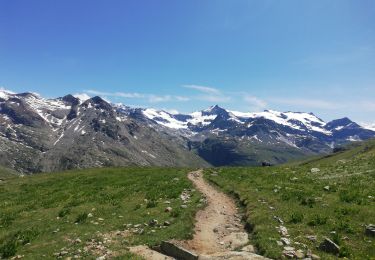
[200,251,270,259]
[149,219,158,226]
[96,256,105,260]
[75,238,82,244]
[310,168,320,173]
[164,221,171,226]
[365,224,375,237]
[213,227,219,233]
[165,207,172,212]
[305,235,317,242]
[88,213,93,218]
[318,238,340,254]
[278,225,288,236]
[276,241,283,246]
[60,251,69,256]
[283,247,296,258]
[181,205,188,209]
[310,254,321,259]
[241,244,255,253]
[273,216,284,224]
[323,186,330,191]
[161,241,198,260]
[281,237,291,245]
[129,245,174,260]
[223,232,249,249]
[295,249,305,259]
[98,218,104,221]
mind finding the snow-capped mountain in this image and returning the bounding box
[1,89,374,172]
[0,90,208,173]
[136,104,375,165]
[361,122,375,132]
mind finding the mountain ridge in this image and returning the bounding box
[1,89,374,172]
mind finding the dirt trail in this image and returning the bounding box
[130,169,268,259]
[179,169,248,254]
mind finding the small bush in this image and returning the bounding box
[339,190,359,203]
[75,212,88,224]
[339,245,352,258]
[300,197,315,208]
[0,214,15,227]
[58,208,71,218]
[289,212,304,224]
[331,232,341,245]
[170,209,181,218]
[307,214,328,226]
[146,200,158,208]
[337,221,355,234]
[0,240,17,258]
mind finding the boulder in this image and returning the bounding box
[223,232,249,249]
[241,244,255,253]
[365,224,375,237]
[161,241,198,260]
[310,168,320,173]
[318,238,340,255]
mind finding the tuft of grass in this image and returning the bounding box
[75,212,88,224]
[289,212,304,224]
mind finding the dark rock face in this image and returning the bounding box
[0,98,46,127]
[365,224,375,237]
[319,238,340,255]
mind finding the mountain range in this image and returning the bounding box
[1,89,374,173]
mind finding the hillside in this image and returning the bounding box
[206,139,375,259]
[0,168,203,259]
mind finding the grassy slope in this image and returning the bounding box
[0,167,202,259]
[206,139,375,259]
[0,166,18,180]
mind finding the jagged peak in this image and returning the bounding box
[81,96,112,110]
[60,94,80,106]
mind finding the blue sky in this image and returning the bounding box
[0,0,374,123]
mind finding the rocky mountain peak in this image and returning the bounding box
[82,96,112,111]
[61,94,80,106]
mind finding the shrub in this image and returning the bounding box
[75,212,88,224]
[58,208,71,218]
[0,240,17,258]
[289,212,304,224]
[146,200,158,208]
[307,214,327,226]
[300,197,315,208]
[339,190,359,203]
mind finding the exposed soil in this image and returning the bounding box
[130,169,268,259]
[178,169,248,254]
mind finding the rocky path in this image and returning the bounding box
[174,170,267,259]
[130,169,268,259]
[180,169,251,253]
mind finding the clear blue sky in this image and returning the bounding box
[0,0,374,123]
